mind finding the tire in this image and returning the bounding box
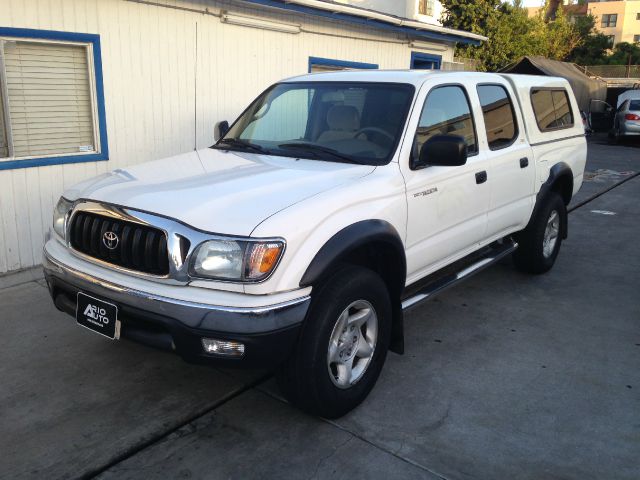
[513,192,566,274]
[276,265,392,419]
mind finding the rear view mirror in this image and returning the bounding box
[413,135,467,169]
[214,121,229,142]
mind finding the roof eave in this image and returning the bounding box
[238,0,485,45]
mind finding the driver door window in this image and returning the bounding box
[414,85,478,160]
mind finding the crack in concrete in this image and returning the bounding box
[324,417,450,480]
[306,436,354,480]
[82,373,272,479]
[568,171,640,213]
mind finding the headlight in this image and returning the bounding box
[52,197,73,240]
[190,239,284,282]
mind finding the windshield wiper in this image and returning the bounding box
[215,138,268,154]
[277,142,365,165]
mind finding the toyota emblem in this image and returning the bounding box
[103,231,119,250]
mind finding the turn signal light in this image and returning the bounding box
[245,242,284,280]
[202,338,245,357]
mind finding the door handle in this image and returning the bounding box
[520,157,529,168]
[475,171,487,184]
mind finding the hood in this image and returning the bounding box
[65,148,375,236]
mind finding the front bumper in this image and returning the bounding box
[43,244,310,368]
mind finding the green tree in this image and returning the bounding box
[566,14,612,65]
[605,42,640,65]
[440,0,505,34]
[441,0,579,71]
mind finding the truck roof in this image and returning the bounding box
[283,69,571,89]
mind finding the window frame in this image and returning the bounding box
[529,87,575,133]
[601,14,617,28]
[606,35,616,48]
[410,82,479,170]
[476,82,520,151]
[0,27,108,171]
[410,52,442,70]
[418,0,435,16]
[307,57,378,73]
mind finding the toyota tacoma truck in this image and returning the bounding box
[43,71,586,418]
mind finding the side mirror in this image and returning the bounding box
[213,120,229,142]
[413,135,467,169]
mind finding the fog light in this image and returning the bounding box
[202,338,245,357]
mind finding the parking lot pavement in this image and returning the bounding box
[0,281,264,479]
[326,175,640,480]
[96,389,438,480]
[1,140,639,480]
[570,134,639,207]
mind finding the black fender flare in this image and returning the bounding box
[300,219,406,354]
[531,162,573,239]
[300,220,406,290]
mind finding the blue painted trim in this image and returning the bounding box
[410,51,442,69]
[308,56,378,72]
[0,27,109,171]
[0,154,108,171]
[240,0,482,46]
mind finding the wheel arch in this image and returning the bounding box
[535,162,573,239]
[300,220,406,354]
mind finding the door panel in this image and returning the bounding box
[404,157,490,283]
[401,83,491,284]
[475,84,536,237]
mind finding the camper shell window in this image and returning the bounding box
[530,88,574,132]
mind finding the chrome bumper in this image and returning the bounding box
[43,248,310,335]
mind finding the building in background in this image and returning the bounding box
[527,0,640,47]
[588,0,640,46]
[337,0,444,26]
[0,0,484,275]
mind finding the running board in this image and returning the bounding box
[401,240,518,311]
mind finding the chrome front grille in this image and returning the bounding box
[69,211,170,275]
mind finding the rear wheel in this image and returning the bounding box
[513,192,566,274]
[276,265,391,419]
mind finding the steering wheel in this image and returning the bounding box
[355,127,395,144]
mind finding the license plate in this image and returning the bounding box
[76,292,121,340]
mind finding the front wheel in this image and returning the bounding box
[276,265,392,418]
[513,192,566,274]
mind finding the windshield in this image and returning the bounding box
[216,82,415,165]
[630,100,640,111]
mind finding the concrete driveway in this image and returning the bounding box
[1,135,638,480]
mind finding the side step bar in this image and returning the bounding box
[401,240,518,311]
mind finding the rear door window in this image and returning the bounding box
[531,89,574,131]
[477,85,518,150]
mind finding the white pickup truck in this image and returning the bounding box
[43,71,586,418]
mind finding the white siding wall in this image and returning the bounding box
[0,0,454,274]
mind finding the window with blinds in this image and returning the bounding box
[0,85,7,158]
[0,39,98,160]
